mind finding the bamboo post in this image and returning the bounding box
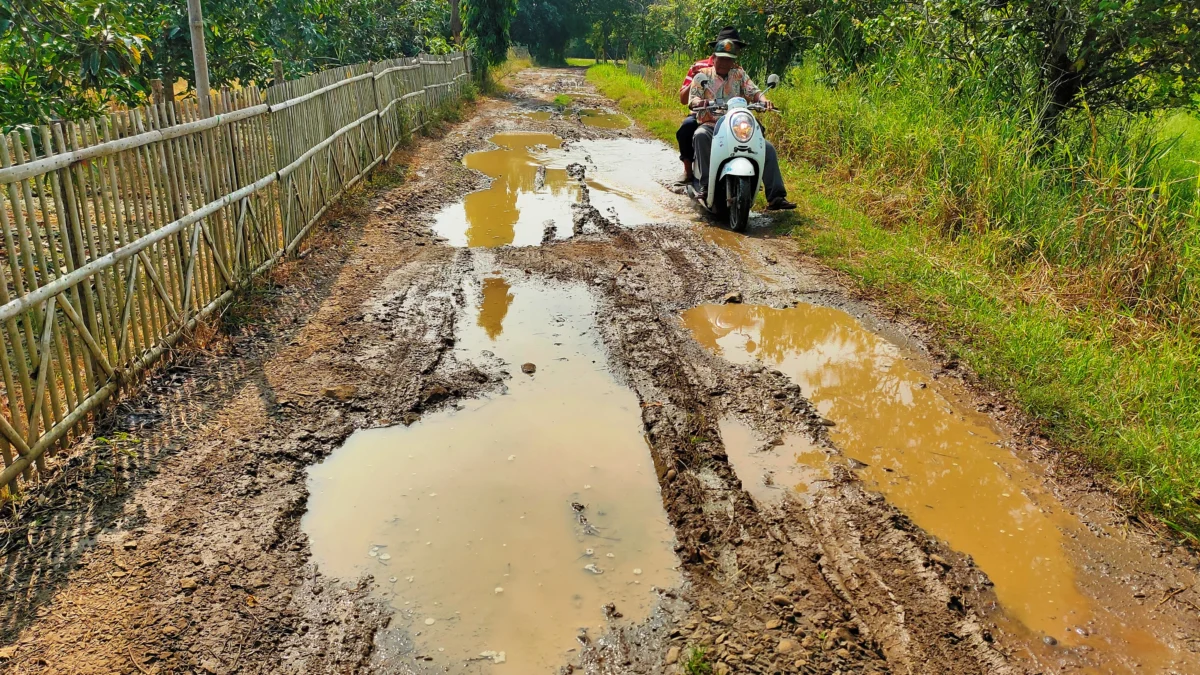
[187,0,212,118]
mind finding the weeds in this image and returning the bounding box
[486,53,533,93]
[683,646,714,675]
[587,59,1200,541]
[553,94,572,109]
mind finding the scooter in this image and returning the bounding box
[686,73,779,232]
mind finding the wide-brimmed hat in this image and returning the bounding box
[708,27,747,58]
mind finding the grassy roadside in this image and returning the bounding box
[586,63,1200,543]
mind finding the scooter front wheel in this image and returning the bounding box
[727,175,755,232]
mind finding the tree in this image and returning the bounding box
[1,0,149,124]
[463,0,518,66]
[893,0,1200,131]
[1,0,455,128]
[511,0,587,63]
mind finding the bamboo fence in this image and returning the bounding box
[0,51,474,492]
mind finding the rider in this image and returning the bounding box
[689,32,796,210]
[673,33,724,184]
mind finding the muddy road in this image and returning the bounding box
[2,68,1199,675]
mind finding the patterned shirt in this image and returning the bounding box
[688,66,764,124]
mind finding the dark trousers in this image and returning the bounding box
[676,115,700,162]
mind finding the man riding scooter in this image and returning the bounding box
[689,31,796,211]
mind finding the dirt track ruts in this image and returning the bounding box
[1,67,1198,675]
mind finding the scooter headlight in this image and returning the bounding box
[729,111,755,142]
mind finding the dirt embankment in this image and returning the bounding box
[0,68,1197,675]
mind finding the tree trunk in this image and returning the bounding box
[451,0,462,44]
[1039,6,1084,134]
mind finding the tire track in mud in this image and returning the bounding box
[500,224,1015,674]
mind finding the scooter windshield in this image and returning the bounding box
[726,97,749,110]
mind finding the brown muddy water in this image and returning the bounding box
[431,133,671,247]
[303,275,678,672]
[682,301,1178,672]
[579,109,630,129]
[524,111,554,122]
[718,418,835,502]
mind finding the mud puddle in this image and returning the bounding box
[718,418,835,502]
[579,109,630,129]
[683,302,1180,672]
[432,133,667,247]
[303,273,678,672]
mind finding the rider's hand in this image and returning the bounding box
[763,100,776,111]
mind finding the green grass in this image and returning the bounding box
[566,57,597,67]
[683,646,714,675]
[552,94,572,109]
[587,61,1200,542]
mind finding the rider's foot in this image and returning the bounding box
[767,197,797,210]
[674,173,691,186]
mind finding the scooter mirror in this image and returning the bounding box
[766,74,780,90]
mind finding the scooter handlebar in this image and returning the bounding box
[689,102,780,114]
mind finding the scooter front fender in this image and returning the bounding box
[719,157,756,178]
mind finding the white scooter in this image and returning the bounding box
[686,73,779,232]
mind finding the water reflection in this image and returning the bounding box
[683,302,1088,641]
[303,278,678,672]
[478,277,513,339]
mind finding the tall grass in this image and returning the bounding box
[766,52,1200,328]
[588,57,1200,541]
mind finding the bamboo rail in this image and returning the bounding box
[0,51,475,492]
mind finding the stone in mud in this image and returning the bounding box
[777,638,797,654]
[421,384,451,406]
[666,646,680,664]
[478,650,507,664]
[722,291,743,304]
[179,577,198,591]
[542,221,558,244]
[666,469,678,481]
[771,594,792,606]
[765,618,782,630]
[818,417,836,426]
[522,363,537,375]
[566,163,586,181]
[571,201,620,236]
[322,384,358,401]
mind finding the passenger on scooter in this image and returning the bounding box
[689,33,796,210]
[673,48,718,184]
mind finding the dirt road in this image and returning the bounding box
[2,67,1198,675]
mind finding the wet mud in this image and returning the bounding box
[684,302,1195,673]
[579,109,631,129]
[431,133,672,247]
[2,66,1198,675]
[305,274,677,672]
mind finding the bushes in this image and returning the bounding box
[767,50,1200,329]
